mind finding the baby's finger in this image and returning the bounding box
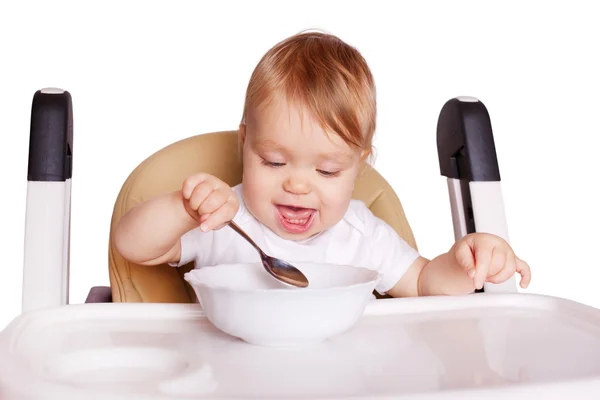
[488,247,507,278]
[473,245,491,290]
[487,250,516,284]
[201,195,237,231]
[198,187,230,215]
[516,257,532,288]
[454,241,476,278]
[188,181,215,211]
[182,173,209,199]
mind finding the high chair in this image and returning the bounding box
[2,88,600,400]
[91,100,515,304]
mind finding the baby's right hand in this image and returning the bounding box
[181,173,239,232]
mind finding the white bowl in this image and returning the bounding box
[184,262,380,346]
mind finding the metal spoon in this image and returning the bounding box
[228,221,309,288]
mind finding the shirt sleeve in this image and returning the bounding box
[167,227,215,267]
[168,183,245,268]
[367,216,421,294]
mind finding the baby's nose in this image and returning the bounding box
[283,174,311,195]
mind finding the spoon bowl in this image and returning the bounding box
[228,221,309,288]
[261,256,309,288]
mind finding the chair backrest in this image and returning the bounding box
[108,130,417,302]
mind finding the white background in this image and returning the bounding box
[1,0,599,330]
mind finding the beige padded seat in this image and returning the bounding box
[108,130,417,302]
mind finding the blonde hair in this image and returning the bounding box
[241,30,376,159]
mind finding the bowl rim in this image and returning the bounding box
[183,262,382,294]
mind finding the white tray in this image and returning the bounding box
[2,293,600,399]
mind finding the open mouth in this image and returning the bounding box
[275,205,317,234]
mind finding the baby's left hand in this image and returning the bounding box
[451,233,531,290]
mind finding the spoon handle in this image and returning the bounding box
[228,221,263,255]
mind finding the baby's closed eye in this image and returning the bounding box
[260,158,285,168]
[317,169,341,177]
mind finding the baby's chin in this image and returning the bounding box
[258,217,315,240]
[276,227,322,241]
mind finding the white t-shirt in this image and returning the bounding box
[173,184,420,294]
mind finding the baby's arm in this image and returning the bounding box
[114,173,239,266]
[387,233,531,297]
[387,254,477,297]
[113,190,198,266]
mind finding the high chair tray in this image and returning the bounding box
[2,293,600,399]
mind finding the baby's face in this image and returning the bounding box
[241,96,363,240]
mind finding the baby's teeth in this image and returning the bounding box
[288,218,307,224]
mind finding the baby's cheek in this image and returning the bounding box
[243,164,272,188]
[318,179,354,216]
[242,165,276,207]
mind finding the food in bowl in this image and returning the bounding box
[184,262,380,346]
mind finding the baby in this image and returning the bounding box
[114,31,531,297]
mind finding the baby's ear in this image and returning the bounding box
[239,123,247,144]
[359,148,371,162]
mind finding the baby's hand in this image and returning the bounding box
[181,173,239,232]
[451,233,531,290]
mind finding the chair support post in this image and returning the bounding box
[22,88,73,312]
